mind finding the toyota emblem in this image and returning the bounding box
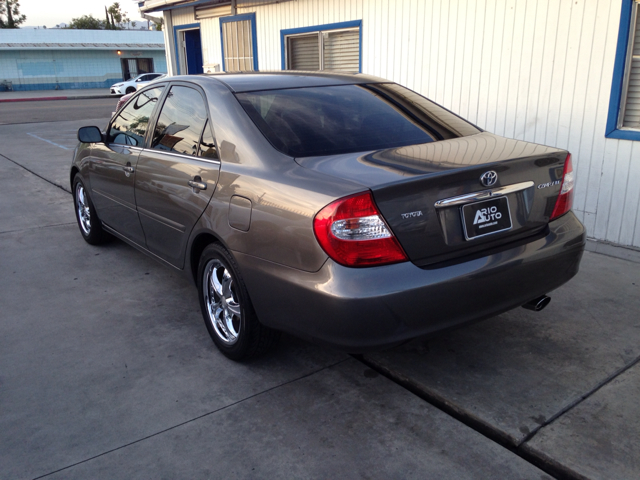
[480,171,498,187]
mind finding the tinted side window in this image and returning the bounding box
[151,86,208,156]
[198,120,219,160]
[108,87,164,146]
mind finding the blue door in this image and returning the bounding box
[184,29,204,74]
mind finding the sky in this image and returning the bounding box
[20,0,145,28]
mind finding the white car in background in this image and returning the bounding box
[110,73,166,95]
[111,74,167,117]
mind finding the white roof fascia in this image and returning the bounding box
[140,0,191,12]
[140,0,231,13]
[0,43,165,50]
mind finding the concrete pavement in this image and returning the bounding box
[0,119,95,190]
[1,114,639,479]
[0,152,547,478]
[525,364,640,479]
[364,250,640,479]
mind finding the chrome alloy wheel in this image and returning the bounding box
[75,182,91,236]
[203,259,241,345]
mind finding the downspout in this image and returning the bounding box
[163,10,176,76]
[231,0,237,16]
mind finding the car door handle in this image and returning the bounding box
[123,166,134,173]
[188,179,207,191]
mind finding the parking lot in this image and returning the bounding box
[1,95,639,479]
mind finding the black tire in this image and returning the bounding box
[197,243,280,360]
[73,175,108,245]
[125,87,136,94]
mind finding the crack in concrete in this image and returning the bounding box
[519,352,640,446]
[357,353,640,480]
[31,358,350,480]
[0,153,71,194]
[0,223,76,236]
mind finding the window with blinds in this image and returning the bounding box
[620,1,640,129]
[288,35,320,70]
[221,15,257,72]
[286,27,360,73]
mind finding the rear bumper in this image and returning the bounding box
[236,211,586,352]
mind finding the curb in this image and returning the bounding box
[586,238,640,264]
[0,94,115,103]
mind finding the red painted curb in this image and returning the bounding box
[0,96,69,103]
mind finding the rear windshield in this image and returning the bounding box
[236,83,481,157]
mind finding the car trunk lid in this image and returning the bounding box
[296,132,569,267]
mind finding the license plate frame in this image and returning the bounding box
[461,196,512,240]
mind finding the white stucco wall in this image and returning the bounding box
[0,29,167,90]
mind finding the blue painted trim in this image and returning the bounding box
[606,129,640,141]
[280,31,285,70]
[606,0,640,141]
[359,21,363,73]
[280,20,362,72]
[173,22,201,75]
[219,13,258,71]
[219,20,226,72]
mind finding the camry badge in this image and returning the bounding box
[401,210,423,220]
[480,171,498,187]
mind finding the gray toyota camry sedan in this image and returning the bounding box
[71,72,585,360]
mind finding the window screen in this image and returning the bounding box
[151,86,208,156]
[222,19,255,72]
[323,30,360,72]
[287,35,320,70]
[108,87,164,146]
[286,27,359,73]
[620,2,640,129]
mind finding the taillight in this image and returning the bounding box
[551,154,575,220]
[313,191,408,267]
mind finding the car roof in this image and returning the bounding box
[172,71,390,93]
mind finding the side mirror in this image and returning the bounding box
[78,126,103,144]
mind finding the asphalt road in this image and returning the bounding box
[0,97,115,125]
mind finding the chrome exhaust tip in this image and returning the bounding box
[522,295,551,312]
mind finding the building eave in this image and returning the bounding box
[0,43,165,50]
[140,0,228,13]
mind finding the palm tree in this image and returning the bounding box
[0,0,27,28]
